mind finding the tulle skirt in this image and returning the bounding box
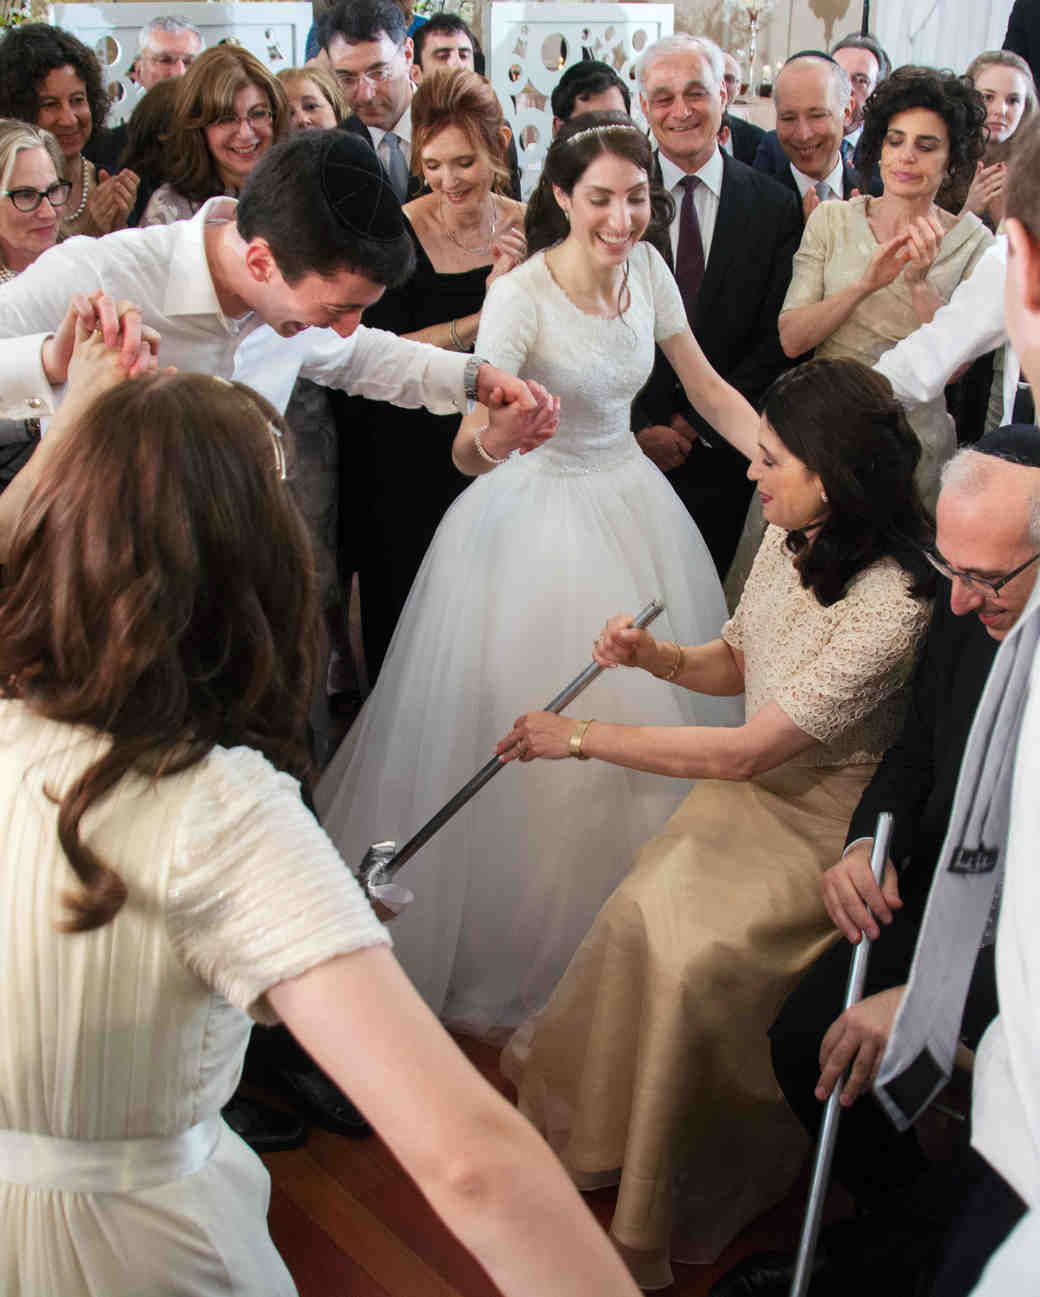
[317,439,743,1036]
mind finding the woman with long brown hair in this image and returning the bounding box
[0,332,643,1297]
[141,44,288,225]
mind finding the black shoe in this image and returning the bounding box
[708,1248,833,1297]
[270,1062,372,1137]
[222,1095,307,1153]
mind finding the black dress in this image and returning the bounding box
[343,222,487,682]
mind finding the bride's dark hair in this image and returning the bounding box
[0,373,319,932]
[525,110,674,258]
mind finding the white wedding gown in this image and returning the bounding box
[317,242,743,1036]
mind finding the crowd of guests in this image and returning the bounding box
[1,3,1039,1296]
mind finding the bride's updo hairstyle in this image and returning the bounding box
[0,373,319,933]
[410,67,512,195]
[763,358,936,607]
[525,109,674,256]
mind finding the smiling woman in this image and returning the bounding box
[0,24,138,238]
[141,45,288,226]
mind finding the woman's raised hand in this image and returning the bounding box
[593,614,656,670]
[859,231,914,295]
[486,223,527,289]
[902,212,947,286]
[962,159,1007,218]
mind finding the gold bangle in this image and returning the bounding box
[472,423,505,466]
[569,718,593,759]
[449,317,465,351]
[657,641,684,682]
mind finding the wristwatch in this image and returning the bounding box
[464,354,486,404]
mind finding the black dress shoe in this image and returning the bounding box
[222,1096,307,1153]
[270,1062,373,1137]
[708,1247,834,1296]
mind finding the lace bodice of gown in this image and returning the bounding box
[477,242,688,471]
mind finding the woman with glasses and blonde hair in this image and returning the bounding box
[0,119,69,490]
[141,45,288,226]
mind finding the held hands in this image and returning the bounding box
[816,985,905,1105]
[52,299,161,437]
[820,839,902,943]
[42,291,160,386]
[497,712,575,763]
[484,378,559,458]
[86,168,140,234]
[593,613,658,671]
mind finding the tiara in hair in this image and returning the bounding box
[564,123,644,147]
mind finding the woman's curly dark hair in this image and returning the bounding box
[525,110,674,261]
[857,64,987,191]
[763,358,937,608]
[0,23,108,147]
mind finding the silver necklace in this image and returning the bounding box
[441,194,496,256]
[61,157,90,227]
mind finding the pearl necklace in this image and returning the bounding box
[441,194,497,256]
[61,156,90,228]
[0,264,14,285]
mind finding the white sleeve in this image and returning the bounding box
[474,269,537,375]
[298,324,469,414]
[0,334,58,418]
[0,238,106,342]
[874,238,1009,407]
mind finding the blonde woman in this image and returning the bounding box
[277,65,347,130]
[141,45,289,226]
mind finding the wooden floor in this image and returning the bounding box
[258,1035,846,1297]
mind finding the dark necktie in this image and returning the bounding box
[675,174,705,324]
[383,131,409,203]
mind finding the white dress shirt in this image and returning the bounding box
[874,237,1018,426]
[657,144,724,264]
[368,102,412,169]
[0,197,471,420]
[788,152,846,202]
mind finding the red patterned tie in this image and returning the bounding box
[675,174,705,324]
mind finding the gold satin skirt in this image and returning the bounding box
[502,760,875,1289]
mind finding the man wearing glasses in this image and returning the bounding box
[713,425,1040,1297]
[136,16,203,90]
[323,0,418,203]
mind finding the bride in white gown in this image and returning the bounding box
[317,112,760,1037]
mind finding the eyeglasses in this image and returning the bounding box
[146,52,196,68]
[3,181,72,212]
[921,546,1040,597]
[211,106,273,129]
[335,60,401,91]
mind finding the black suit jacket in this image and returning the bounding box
[752,130,862,210]
[1005,0,1040,87]
[725,113,765,167]
[632,150,801,572]
[845,593,998,917]
[339,113,523,201]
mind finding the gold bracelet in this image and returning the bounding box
[449,317,465,351]
[569,718,594,759]
[657,641,684,682]
[472,423,505,466]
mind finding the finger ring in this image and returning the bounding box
[92,329,103,341]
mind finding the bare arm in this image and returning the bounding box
[592,614,745,697]
[499,699,814,782]
[658,329,759,460]
[267,945,641,1297]
[779,232,914,357]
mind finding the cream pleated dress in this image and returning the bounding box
[0,701,389,1296]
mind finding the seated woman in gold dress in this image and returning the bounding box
[498,358,935,1290]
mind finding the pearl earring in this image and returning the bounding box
[820,490,828,503]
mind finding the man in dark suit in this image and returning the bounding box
[323,0,422,202]
[711,432,1040,1297]
[1004,0,1040,89]
[631,34,801,576]
[753,51,862,224]
[831,31,889,195]
[720,49,765,165]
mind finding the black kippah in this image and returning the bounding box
[318,130,405,243]
[973,423,1040,468]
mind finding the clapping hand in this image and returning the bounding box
[963,160,1007,220]
[636,413,695,472]
[86,168,140,234]
[902,213,947,286]
[486,223,527,289]
[859,231,914,294]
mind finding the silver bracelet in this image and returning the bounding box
[449,317,465,351]
[473,423,505,465]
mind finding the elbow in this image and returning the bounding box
[777,318,801,359]
[424,1112,532,1217]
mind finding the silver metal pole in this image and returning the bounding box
[358,599,665,894]
[789,811,895,1297]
